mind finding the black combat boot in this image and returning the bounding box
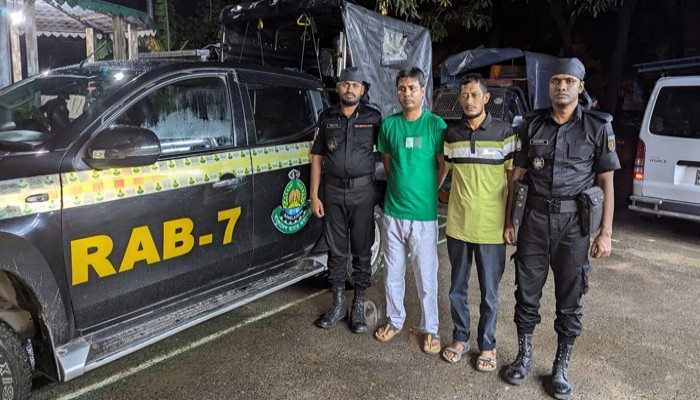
[551,343,574,400]
[349,289,367,333]
[506,334,533,385]
[315,286,347,329]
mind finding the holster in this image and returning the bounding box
[578,186,604,235]
[512,180,528,228]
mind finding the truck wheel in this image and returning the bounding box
[346,208,384,288]
[0,322,32,400]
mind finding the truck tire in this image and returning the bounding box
[346,208,384,288]
[0,322,31,400]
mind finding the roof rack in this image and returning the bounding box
[138,49,213,61]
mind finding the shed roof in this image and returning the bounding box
[8,0,154,38]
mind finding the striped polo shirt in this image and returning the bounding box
[444,113,516,244]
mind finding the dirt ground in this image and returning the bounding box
[32,210,700,400]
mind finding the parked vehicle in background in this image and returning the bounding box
[629,74,700,222]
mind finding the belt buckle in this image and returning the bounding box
[546,199,560,213]
[340,178,351,188]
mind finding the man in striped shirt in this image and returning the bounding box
[440,73,516,371]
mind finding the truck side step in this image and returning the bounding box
[56,254,327,381]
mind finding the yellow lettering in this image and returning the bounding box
[162,218,195,260]
[218,207,241,244]
[70,235,117,285]
[119,226,161,272]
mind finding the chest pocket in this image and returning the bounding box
[351,126,375,153]
[567,143,594,160]
[528,143,552,158]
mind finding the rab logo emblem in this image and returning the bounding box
[327,137,338,152]
[607,135,616,152]
[271,169,312,234]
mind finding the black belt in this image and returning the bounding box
[325,174,373,188]
[527,196,580,213]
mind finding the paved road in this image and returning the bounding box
[31,210,699,400]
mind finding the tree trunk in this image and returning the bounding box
[601,0,639,113]
[547,0,575,56]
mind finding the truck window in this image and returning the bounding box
[116,76,235,154]
[247,84,315,144]
[649,86,700,139]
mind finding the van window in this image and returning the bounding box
[116,76,235,155]
[649,86,700,139]
[247,84,315,144]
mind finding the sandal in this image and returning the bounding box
[374,323,401,342]
[422,333,441,355]
[476,350,497,372]
[441,342,469,364]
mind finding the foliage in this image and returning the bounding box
[177,0,230,49]
[564,0,623,17]
[378,0,493,41]
[154,0,178,51]
[94,39,113,60]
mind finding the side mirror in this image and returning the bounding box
[84,125,160,170]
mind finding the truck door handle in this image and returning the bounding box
[212,173,243,189]
[26,193,49,203]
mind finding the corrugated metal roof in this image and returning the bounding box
[7,0,154,38]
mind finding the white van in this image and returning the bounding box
[629,76,700,222]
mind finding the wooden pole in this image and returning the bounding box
[85,26,95,62]
[24,1,38,76]
[10,21,21,82]
[0,0,12,88]
[127,23,138,60]
[112,15,125,60]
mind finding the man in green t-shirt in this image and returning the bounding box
[439,73,516,372]
[373,67,446,356]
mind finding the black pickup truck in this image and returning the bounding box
[0,60,382,398]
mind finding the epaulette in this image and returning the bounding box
[582,109,613,123]
[360,102,382,116]
[524,108,547,120]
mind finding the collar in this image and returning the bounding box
[461,112,492,131]
[544,105,582,124]
[328,103,361,118]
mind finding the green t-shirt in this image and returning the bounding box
[377,111,446,221]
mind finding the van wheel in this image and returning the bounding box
[346,208,384,288]
[0,322,32,400]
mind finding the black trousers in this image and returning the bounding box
[513,207,592,343]
[323,182,375,290]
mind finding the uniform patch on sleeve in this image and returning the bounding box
[515,138,522,151]
[607,135,616,152]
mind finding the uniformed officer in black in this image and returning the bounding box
[310,67,381,333]
[503,58,620,399]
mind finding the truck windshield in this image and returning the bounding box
[0,70,133,148]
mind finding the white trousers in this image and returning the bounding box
[381,215,440,334]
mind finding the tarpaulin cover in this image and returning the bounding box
[220,0,433,117]
[440,47,556,110]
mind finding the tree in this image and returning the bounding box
[536,0,639,112]
[371,0,494,41]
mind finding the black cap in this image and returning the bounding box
[338,67,367,87]
[549,57,585,81]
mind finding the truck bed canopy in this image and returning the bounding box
[220,0,433,116]
[440,46,556,110]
